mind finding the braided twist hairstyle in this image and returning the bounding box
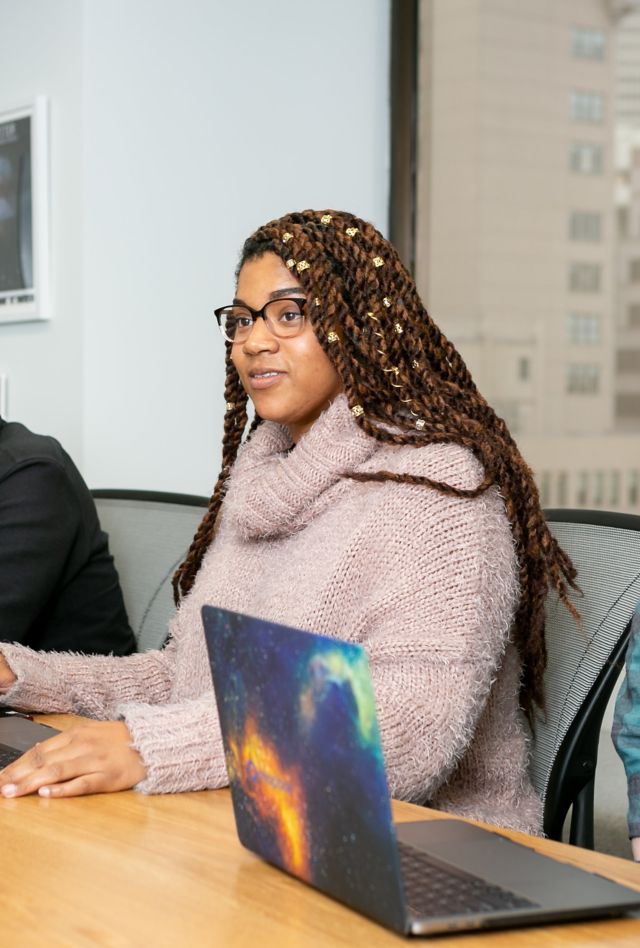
[173,209,578,719]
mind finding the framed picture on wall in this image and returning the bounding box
[0,97,50,323]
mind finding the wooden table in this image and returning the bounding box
[1,715,640,947]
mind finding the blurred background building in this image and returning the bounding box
[415,0,640,513]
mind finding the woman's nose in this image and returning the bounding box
[242,316,279,353]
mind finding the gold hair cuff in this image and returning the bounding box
[282,232,293,243]
[327,331,339,343]
[286,258,296,269]
[373,256,384,268]
[351,404,364,417]
[225,402,234,412]
[296,260,310,273]
[383,297,392,308]
[394,322,404,335]
[415,418,426,430]
[320,214,332,224]
[345,227,359,238]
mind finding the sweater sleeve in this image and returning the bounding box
[0,638,175,716]
[612,604,640,838]
[120,694,227,794]
[357,475,520,804]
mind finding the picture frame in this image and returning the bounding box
[0,96,50,323]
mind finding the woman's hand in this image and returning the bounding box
[632,837,640,862]
[0,653,17,692]
[0,720,146,798]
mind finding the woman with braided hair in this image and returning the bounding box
[0,210,576,832]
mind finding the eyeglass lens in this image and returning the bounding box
[219,299,305,342]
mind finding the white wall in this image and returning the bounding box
[0,0,390,494]
[0,0,84,459]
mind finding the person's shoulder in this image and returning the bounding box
[0,420,69,480]
[361,438,485,494]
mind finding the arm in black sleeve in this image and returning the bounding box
[0,459,82,644]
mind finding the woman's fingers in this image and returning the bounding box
[0,720,146,798]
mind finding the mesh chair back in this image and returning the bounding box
[530,510,640,833]
[92,490,208,652]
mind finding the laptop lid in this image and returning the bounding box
[203,606,640,936]
[203,605,408,933]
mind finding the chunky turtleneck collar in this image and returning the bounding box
[222,395,378,540]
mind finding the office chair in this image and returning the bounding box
[92,489,208,652]
[529,509,640,849]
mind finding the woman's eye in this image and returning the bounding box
[279,309,303,323]
[236,316,253,329]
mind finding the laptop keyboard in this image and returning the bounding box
[0,744,22,769]
[398,841,539,918]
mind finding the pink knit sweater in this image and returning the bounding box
[0,396,542,833]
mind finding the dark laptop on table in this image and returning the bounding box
[202,605,640,937]
[0,712,59,769]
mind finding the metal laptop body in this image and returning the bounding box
[202,605,640,937]
[0,716,59,768]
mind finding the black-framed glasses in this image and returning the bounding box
[214,297,307,344]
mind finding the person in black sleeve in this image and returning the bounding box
[0,416,136,655]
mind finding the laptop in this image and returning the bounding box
[0,712,59,770]
[202,605,640,936]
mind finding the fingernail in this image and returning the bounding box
[1,784,17,797]
[38,787,51,797]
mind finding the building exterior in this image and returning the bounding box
[415,0,640,512]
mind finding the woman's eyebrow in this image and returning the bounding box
[233,287,306,306]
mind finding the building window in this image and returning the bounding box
[517,356,530,381]
[610,470,621,507]
[629,303,640,328]
[571,27,605,60]
[630,259,640,283]
[569,211,601,241]
[557,471,568,506]
[569,263,601,293]
[566,364,600,394]
[617,349,640,374]
[630,471,639,508]
[567,312,600,343]
[569,143,604,174]
[577,470,589,506]
[540,471,551,507]
[570,91,604,123]
[594,470,604,506]
[616,393,640,420]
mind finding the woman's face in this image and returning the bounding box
[231,252,343,443]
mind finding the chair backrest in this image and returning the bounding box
[530,509,640,845]
[92,489,208,652]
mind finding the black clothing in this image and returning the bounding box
[0,418,136,654]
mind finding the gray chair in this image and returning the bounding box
[92,490,208,652]
[529,509,640,848]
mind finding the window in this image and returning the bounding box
[571,27,605,60]
[570,91,604,123]
[569,263,601,293]
[630,259,640,282]
[569,211,601,241]
[629,304,640,328]
[577,470,589,506]
[610,470,621,507]
[557,471,568,506]
[617,349,640,374]
[567,312,600,344]
[569,143,604,174]
[540,471,551,506]
[617,393,640,420]
[630,471,639,508]
[594,470,604,506]
[566,364,600,394]
[518,356,530,381]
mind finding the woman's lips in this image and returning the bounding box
[248,370,286,390]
